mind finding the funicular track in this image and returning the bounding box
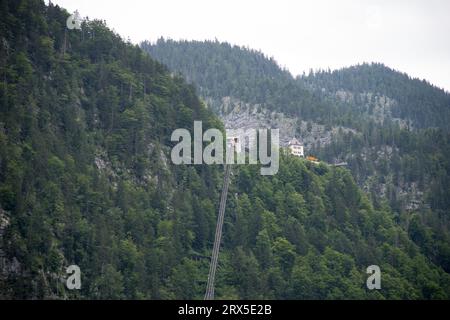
[204,164,232,300]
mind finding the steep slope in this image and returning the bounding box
[222,152,450,299]
[143,40,450,275]
[302,63,450,130]
[1,0,449,299]
[142,39,336,123]
[0,0,224,299]
[302,66,450,274]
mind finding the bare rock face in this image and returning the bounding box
[0,208,9,255]
[207,96,357,151]
[0,208,18,299]
[0,207,16,279]
[334,90,410,129]
[216,96,297,146]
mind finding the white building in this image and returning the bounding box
[288,138,304,157]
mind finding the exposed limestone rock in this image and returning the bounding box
[208,96,357,151]
[0,207,21,279]
[334,90,409,129]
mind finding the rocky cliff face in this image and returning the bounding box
[332,90,410,129]
[206,96,357,151]
[0,208,21,285]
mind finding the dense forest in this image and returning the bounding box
[0,0,449,299]
[302,63,450,130]
[144,40,450,281]
[141,39,335,122]
[0,0,223,298]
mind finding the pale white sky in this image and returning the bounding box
[50,0,450,92]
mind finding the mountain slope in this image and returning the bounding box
[302,63,450,130]
[142,39,335,122]
[0,0,223,299]
[1,0,449,299]
[143,39,450,276]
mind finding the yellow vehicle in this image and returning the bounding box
[306,155,319,162]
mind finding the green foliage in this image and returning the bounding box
[142,39,334,121]
[145,39,450,280]
[215,153,450,299]
[0,0,449,300]
[303,63,450,130]
[0,0,220,299]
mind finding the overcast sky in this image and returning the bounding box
[50,0,450,92]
